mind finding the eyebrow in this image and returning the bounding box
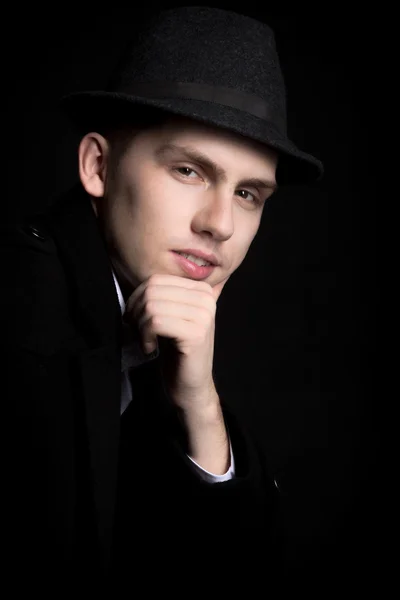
[155,142,278,192]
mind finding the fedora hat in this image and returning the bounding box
[59,6,324,186]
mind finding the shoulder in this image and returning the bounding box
[1,211,64,291]
[0,213,57,256]
[1,213,75,356]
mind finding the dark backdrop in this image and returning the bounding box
[5,2,379,589]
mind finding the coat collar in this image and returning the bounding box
[45,182,122,349]
[41,181,160,567]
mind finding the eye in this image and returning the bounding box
[174,166,199,179]
[237,189,258,203]
[173,166,262,205]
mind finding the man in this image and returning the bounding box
[3,6,323,591]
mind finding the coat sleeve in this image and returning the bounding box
[113,359,286,584]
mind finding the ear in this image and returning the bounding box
[78,132,109,199]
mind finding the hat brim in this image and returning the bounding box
[59,90,324,186]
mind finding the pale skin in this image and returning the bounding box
[78,115,278,474]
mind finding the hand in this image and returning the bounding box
[124,273,229,412]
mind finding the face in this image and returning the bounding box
[87,115,278,299]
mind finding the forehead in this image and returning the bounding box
[151,115,278,167]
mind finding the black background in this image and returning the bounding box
[5,2,379,589]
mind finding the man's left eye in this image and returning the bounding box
[238,190,255,202]
[174,168,261,205]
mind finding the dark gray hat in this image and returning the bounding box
[59,6,324,186]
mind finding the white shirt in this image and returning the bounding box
[111,268,235,483]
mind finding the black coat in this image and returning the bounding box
[2,183,283,591]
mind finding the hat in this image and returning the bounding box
[59,6,324,186]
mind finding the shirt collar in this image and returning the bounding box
[111,267,127,315]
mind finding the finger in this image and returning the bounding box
[125,278,149,315]
[143,274,212,293]
[126,275,212,314]
[139,313,202,351]
[133,288,216,324]
[139,314,159,354]
[138,300,213,331]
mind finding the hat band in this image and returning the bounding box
[118,81,280,124]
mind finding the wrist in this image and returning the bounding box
[179,388,221,424]
[180,398,230,475]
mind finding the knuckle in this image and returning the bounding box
[144,286,155,302]
[203,296,216,314]
[149,273,161,285]
[201,306,211,322]
[200,281,212,293]
[150,314,160,328]
[145,300,155,315]
[195,327,206,343]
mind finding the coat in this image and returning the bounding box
[2,183,284,591]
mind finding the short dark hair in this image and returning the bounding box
[77,103,172,172]
[99,105,170,139]
[102,114,164,168]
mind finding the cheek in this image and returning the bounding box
[139,177,190,231]
[120,184,177,252]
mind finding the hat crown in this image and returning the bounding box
[108,6,287,135]
[60,6,324,185]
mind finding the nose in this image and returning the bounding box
[191,191,234,241]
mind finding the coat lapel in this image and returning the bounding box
[44,183,123,566]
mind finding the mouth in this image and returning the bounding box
[171,248,220,265]
[171,251,217,280]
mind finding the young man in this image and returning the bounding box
[3,6,323,590]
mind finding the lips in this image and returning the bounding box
[172,248,219,266]
[174,251,212,266]
[171,251,216,280]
